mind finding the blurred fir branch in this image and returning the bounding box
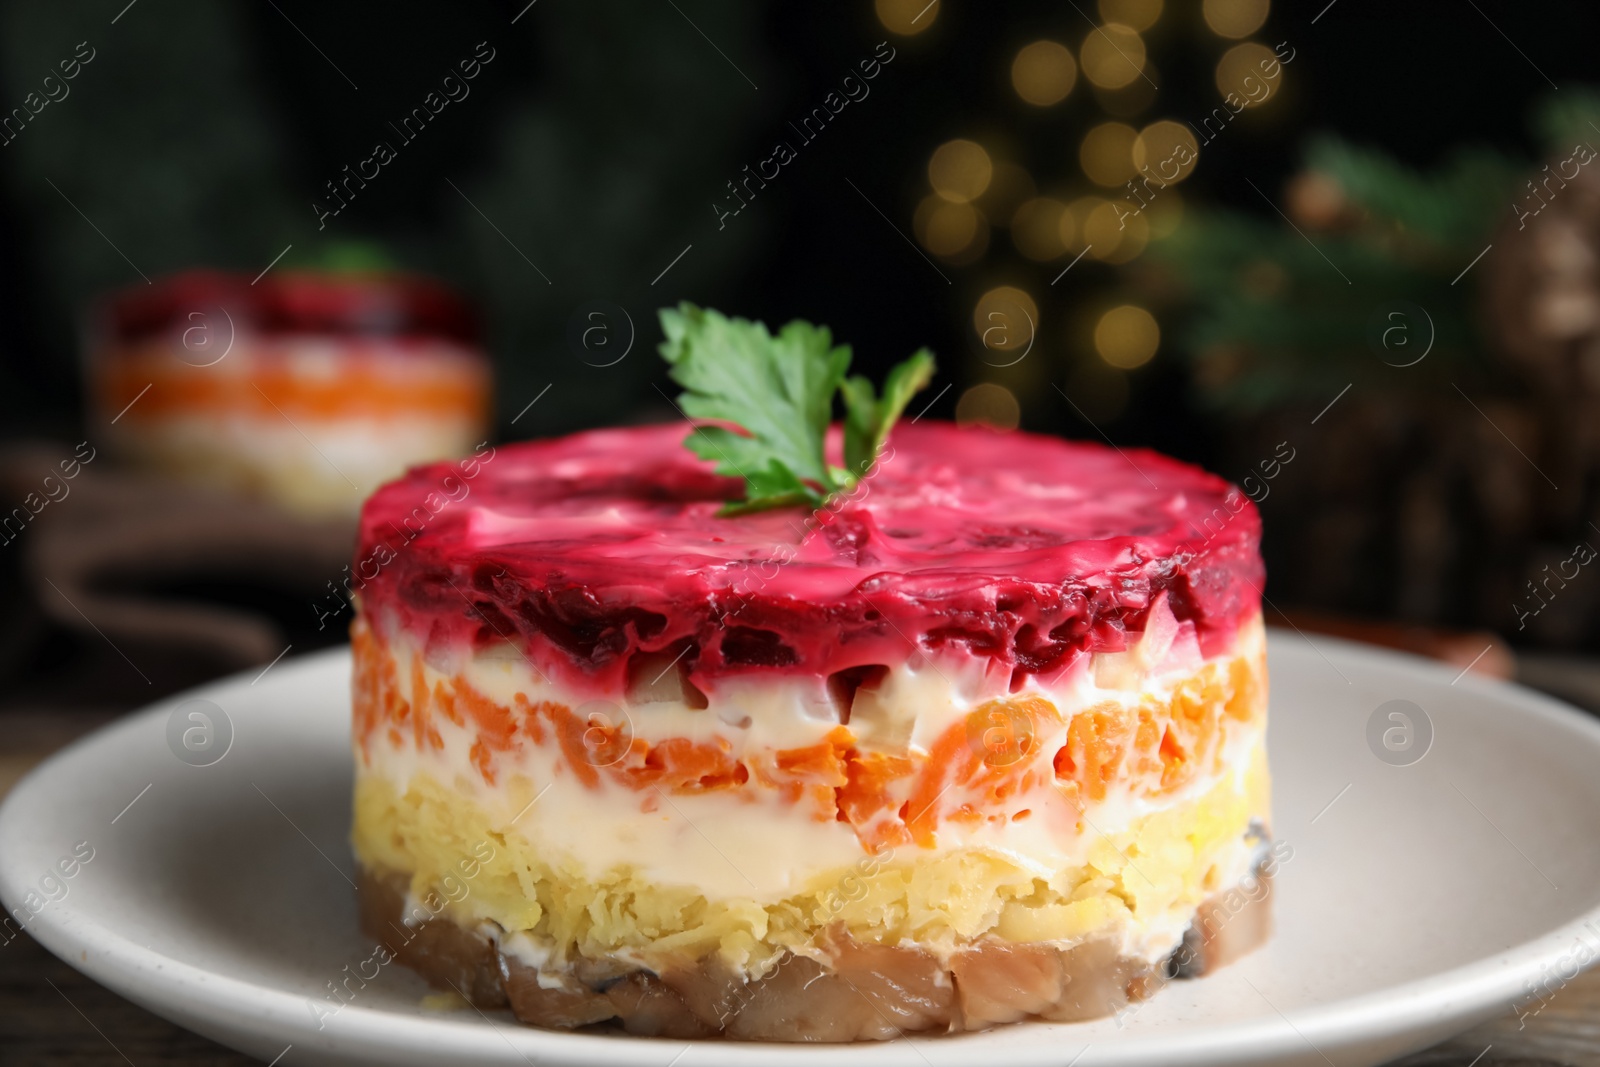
[1154,90,1600,413]
[1302,139,1520,251]
[1156,213,1489,411]
[1532,86,1600,156]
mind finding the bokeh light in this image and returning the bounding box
[1098,0,1164,33]
[1145,188,1184,237]
[1062,195,1107,254]
[1011,197,1067,261]
[979,161,1039,221]
[956,383,1021,430]
[1080,24,1147,90]
[1101,206,1149,263]
[1202,0,1270,39]
[1094,305,1161,368]
[1215,41,1283,107]
[1058,201,1081,254]
[915,194,986,259]
[1132,120,1200,183]
[1285,171,1347,229]
[876,0,939,36]
[1011,40,1078,106]
[973,285,1039,361]
[1080,121,1139,187]
[929,139,993,203]
[1094,75,1159,118]
[1074,197,1149,262]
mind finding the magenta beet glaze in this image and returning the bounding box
[355,422,1263,694]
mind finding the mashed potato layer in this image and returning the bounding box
[353,740,1267,977]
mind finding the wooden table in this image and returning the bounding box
[3,708,1596,1067]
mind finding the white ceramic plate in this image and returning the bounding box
[4,632,1599,1067]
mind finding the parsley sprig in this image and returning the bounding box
[660,303,935,515]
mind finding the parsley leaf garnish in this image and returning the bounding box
[659,303,936,516]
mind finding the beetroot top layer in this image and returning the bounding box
[354,422,1263,695]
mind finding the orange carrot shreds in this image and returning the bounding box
[1055,702,1137,803]
[1171,670,1234,778]
[761,727,856,821]
[962,695,1059,770]
[836,750,916,850]
[381,663,403,722]
[350,619,381,755]
[903,697,1061,848]
[1049,655,1266,802]
[621,736,749,793]
[470,738,497,785]
[773,726,853,784]
[968,697,1063,800]
[948,802,984,825]
[1131,703,1163,781]
[409,658,431,748]
[540,700,602,788]
[512,693,547,745]
[451,678,520,753]
[353,619,413,759]
[1158,723,1190,790]
[349,624,1267,836]
[1052,744,1076,778]
[431,681,465,730]
[1225,655,1262,721]
[904,724,980,848]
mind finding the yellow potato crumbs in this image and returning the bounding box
[352,743,1267,974]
